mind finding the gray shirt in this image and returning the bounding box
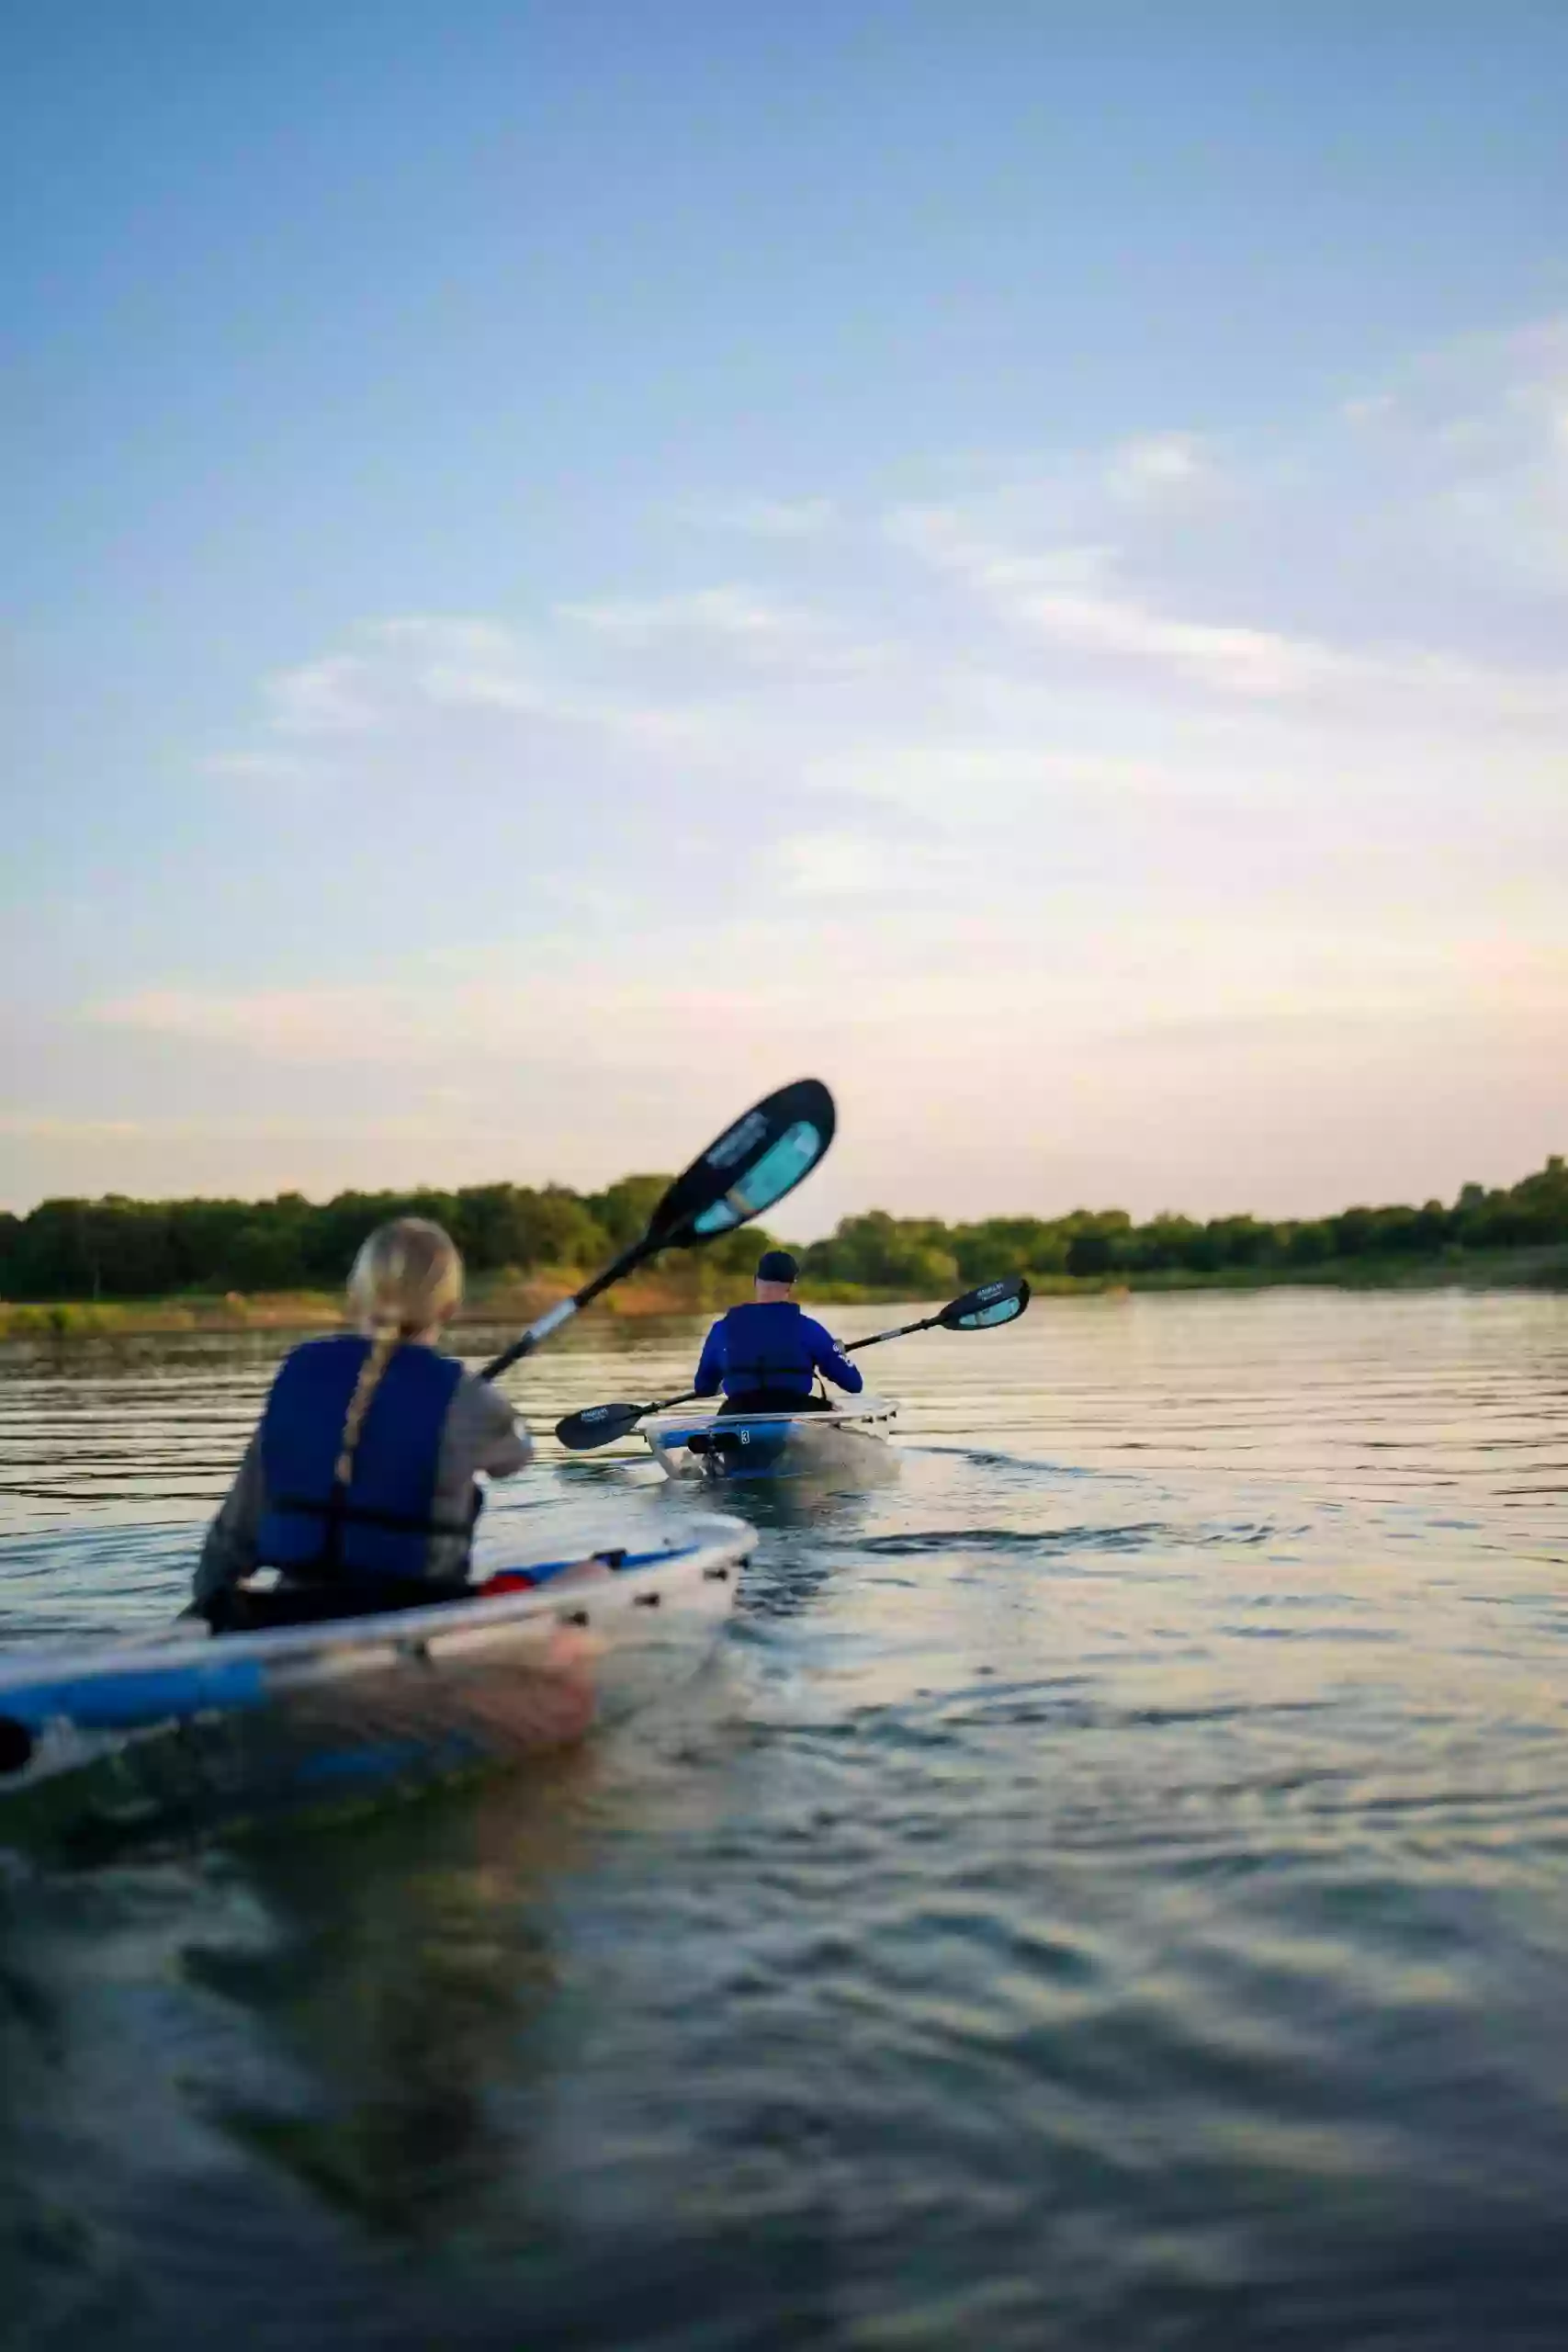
[195,1353,533,1602]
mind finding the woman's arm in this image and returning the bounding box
[193,1431,266,1602]
[447,1373,534,1479]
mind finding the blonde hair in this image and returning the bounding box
[334,1218,464,1486]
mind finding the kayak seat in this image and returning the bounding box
[202,1550,637,1633]
[716,1389,831,1417]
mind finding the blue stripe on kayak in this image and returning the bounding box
[524,1541,702,1575]
[660,1427,794,1448]
[0,1657,268,1734]
[0,1541,714,1733]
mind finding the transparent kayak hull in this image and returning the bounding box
[642,1396,897,1482]
[0,1515,752,1850]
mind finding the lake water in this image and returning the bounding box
[3,1289,1567,2351]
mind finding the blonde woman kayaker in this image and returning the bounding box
[195,1217,531,1622]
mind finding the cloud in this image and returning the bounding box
[776,831,962,899]
[556,583,885,673]
[147,309,1567,1234]
[1007,584,1334,697]
[93,986,422,1063]
[94,899,1565,1075]
[200,749,337,786]
[0,1115,147,1138]
[1342,393,1397,428]
[57,868,1568,1227]
[887,504,1341,695]
[671,495,839,537]
[803,738,1197,826]
[368,616,576,717]
[1104,432,1218,504]
[558,584,806,641]
[88,952,838,1069]
[1335,316,1568,597]
[267,655,379,735]
[887,494,1568,716]
[210,615,751,783]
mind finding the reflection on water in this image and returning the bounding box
[187,1761,593,2240]
[3,1290,1568,2348]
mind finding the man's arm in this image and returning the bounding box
[805,1317,863,1394]
[693,1319,726,1397]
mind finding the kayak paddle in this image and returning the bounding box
[553,1386,705,1452]
[479,1077,836,1382]
[552,1272,1031,1451]
[840,1272,1032,1349]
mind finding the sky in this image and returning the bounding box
[4,1,1566,1235]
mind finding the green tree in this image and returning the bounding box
[1065,1231,1115,1278]
[803,1211,958,1294]
[587,1175,671,1251]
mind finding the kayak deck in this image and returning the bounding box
[0,1515,752,1850]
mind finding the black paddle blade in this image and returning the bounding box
[649,1078,836,1246]
[941,1274,1031,1330]
[554,1401,650,1453]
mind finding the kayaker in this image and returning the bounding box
[194,1217,531,1621]
[693,1249,863,1416]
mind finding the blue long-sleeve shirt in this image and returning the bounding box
[694,1301,864,1401]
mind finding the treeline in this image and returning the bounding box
[796,1159,1568,1288]
[0,1178,773,1303]
[1,1158,1564,1304]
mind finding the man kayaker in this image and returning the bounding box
[194,1217,531,1623]
[694,1249,863,1416]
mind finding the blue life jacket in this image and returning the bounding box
[714,1301,818,1399]
[255,1334,473,1582]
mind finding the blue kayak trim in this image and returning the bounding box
[656,1420,795,1444]
[653,1411,822,1486]
[0,1657,268,1735]
[0,1540,711,1736]
[654,1419,808,1472]
[644,1400,897,1484]
[527,1543,699,1574]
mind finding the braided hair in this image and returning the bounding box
[335,1218,464,1482]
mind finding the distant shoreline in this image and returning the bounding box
[0,1269,709,1342]
[7,1156,1563,1314]
[3,1245,1563,1342]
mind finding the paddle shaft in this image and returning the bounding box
[479,1236,652,1382]
[843,1313,939,1351]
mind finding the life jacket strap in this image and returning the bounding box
[271,1493,476,1538]
[273,1482,480,1581]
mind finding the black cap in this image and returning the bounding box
[757,1250,799,1283]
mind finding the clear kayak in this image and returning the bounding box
[641,1395,897,1482]
[0,1514,752,1852]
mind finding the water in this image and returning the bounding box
[3,1289,1567,2350]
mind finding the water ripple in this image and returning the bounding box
[3,1290,1568,2348]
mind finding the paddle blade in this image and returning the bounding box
[554,1401,650,1453]
[649,1078,836,1246]
[941,1274,1032,1330]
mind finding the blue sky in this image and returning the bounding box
[6,2,1566,1230]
